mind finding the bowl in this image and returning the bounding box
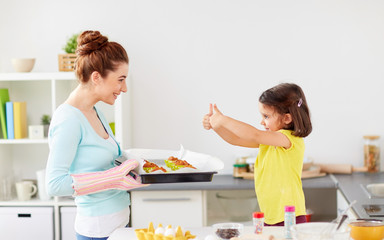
[349,220,384,240]
[212,223,244,240]
[290,222,350,240]
[11,58,36,72]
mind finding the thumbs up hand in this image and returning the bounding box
[202,103,223,130]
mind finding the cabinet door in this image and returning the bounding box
[131,190,204,228]
[60,207,77,240]
[337,190,357,219]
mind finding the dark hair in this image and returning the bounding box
[259,83,312,137]
[74,30,129,83]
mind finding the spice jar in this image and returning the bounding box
[284,205,296,239]
[253,212,264,234]
[363,135,380,172]
[233,164,248,178]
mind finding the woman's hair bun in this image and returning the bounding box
[76,30,108,56]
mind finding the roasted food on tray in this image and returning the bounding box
[143,160,167,173]
[165,156,197,171]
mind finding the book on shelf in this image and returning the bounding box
[0,88,10,139]
[6,102,14,139]
[14,101,27,139]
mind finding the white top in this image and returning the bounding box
[106,134,118,149]
[75,207,130,237]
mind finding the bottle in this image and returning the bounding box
[363,135,380,172]
[284,205,296,239]
[253,212,264,234]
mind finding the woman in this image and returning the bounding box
[46,30,147,240]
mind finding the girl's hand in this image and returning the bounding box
[202,104,213,130]
[210,104,223,127]
[203,104,223,130]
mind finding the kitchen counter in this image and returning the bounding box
[109,226,285,240]
[334,172,384,220]
[132,174,337,191]
[132,173,384,220]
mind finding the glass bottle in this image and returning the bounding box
[284,205,296,239]
[253,212,264,234]
[363,135,380,172]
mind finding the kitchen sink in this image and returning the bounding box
[360,183,384,199]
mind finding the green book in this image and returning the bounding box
[0,89,10,139]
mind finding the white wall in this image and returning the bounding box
[1,0,384,174]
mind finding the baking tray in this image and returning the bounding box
[140,171,218,184]
[123,148,224,184]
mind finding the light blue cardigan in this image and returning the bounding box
[46,104,130,217]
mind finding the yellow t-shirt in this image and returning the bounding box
[254,129,306,224]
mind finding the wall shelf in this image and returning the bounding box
[0,138,48,144]
[0,71,129,240]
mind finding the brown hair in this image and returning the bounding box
[74,30,129,83]
[259,83,312,137]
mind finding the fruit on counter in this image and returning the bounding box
[165,156,196,171]
[143,160,167,173]
[135,222,196,240]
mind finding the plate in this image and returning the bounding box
[124,148,224,184]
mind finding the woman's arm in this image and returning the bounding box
[46,115,81,196]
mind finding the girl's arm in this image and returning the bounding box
[205,104,291,148]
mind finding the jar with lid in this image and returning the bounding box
[363,135,380,172]
[284,205,296,239]
[233,157,248,178]
[233,164,248,178]
[253,212,264,234]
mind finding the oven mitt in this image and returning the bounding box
[71,158,149,196]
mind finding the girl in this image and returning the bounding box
[46,30,147,240]
[202,83,312,225]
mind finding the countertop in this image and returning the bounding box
[132,174,337,191]
[109,226,285,240]
[132,172,384,220]
[334,172,384,220]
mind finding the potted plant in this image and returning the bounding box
[41,114,51,137]
[58,33,79,71]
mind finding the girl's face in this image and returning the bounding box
[258,102,291,131]
[97,63,128,105]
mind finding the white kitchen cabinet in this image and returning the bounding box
[130,190,206,228]
[60,206,77,240]
[0,206,54,240]
[337,189,357,219]
[0,72,131,240]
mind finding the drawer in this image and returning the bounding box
[131,190,204,228]
[0,207,53,240]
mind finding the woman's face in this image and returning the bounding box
[97,63,129,105]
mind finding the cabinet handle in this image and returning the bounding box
[18,213,31,218]
[142,198,191,202]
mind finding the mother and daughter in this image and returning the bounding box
[46,30,312,240]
